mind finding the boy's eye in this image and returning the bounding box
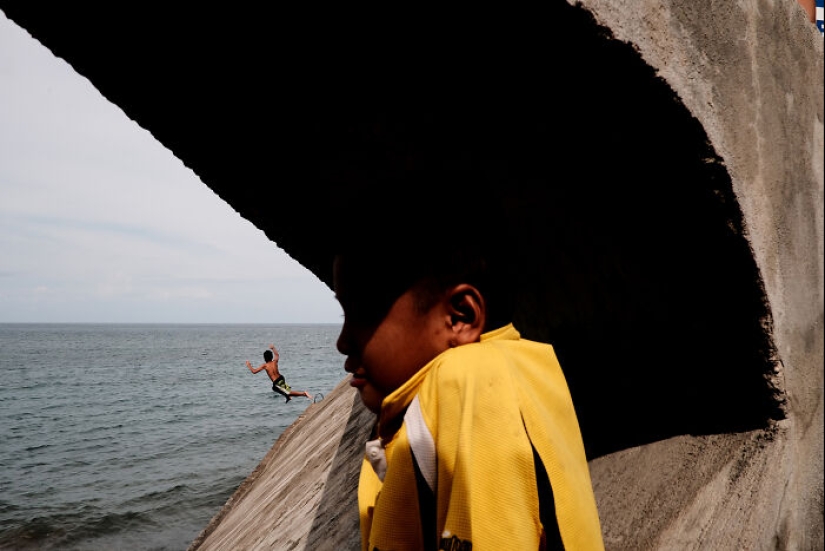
[340,296,394,327]
[342,304,384,327]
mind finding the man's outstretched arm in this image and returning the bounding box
[246,360,266,374]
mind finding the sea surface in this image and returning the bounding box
[0,323,345,551]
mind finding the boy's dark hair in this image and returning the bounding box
[325,113,523,330]
[334,189,516,331]
[264,350,274,362]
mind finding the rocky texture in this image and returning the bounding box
[574,2,824,548]
[0,1,821,549]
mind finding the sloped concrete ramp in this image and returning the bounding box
[188,378,371,551]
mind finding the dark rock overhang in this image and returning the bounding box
[0,2,785,459]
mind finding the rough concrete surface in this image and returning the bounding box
[577,1,824,549]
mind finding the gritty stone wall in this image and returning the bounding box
[578,1,823,548]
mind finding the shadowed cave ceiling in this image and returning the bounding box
[0,3,785,459]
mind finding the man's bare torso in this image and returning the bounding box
[263,360,282,382]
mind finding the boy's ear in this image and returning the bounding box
[447,284,486,346]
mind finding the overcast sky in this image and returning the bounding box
[0,13,342,324]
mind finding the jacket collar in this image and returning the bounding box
[376,323,520,440]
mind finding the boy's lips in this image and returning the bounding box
[349,372,367,389]
[344,358,367,388]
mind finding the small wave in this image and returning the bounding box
[7,411,36,420]
[76,510,157,538]
[22,443,51,453]
[0,507,157,551]
[76,424,125,437]
[123,483,191,507]
[0,500,20,516]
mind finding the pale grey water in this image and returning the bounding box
[0,323,344,551]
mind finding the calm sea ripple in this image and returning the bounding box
[0,323,345,551]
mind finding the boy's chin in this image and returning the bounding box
[358,388,384,414]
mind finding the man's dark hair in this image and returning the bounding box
[264,350,274,362]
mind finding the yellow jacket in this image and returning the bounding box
[359,324,604,550]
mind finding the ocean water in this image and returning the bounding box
[0,323,345,551]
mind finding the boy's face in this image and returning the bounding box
[333,254,453,413]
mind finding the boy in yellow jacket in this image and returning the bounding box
[332,198,605,551]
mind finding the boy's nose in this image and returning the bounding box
[336,325,351,356]
[342,357,359,374]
